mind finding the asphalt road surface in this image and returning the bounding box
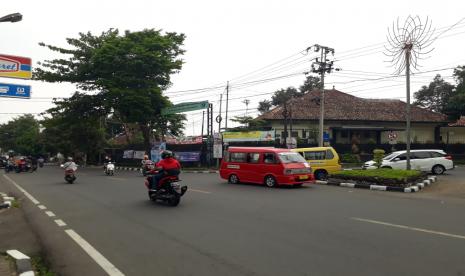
[2,166,465,276]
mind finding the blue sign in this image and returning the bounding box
[323,132,330,142]
[0,83,31,98]
[174,152,201,162]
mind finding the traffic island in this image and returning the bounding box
[316,169,437,193]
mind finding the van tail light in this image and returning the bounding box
[445,155,453,160]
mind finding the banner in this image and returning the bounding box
[222,131,275,142]
[123,150,134,159]
[0,54,32,79]
[166,136,202,145]
[174,152,201,162]
[151,142,166,162]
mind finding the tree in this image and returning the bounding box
[230,116,267,130]
[0,115,42,155]
[413,74,454,113]
[41,93,108,162]
[444,66,465,119]
[299,75,322,93]
[258,100,272,114]
[35,28,186,154]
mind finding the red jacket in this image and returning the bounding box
[156,158,181,171]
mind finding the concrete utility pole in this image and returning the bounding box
[405,46,412,170]
[225,81,229,130]
[309,44,335,146]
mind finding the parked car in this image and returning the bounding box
[363,149,454,174]
[220,147,314,187]
[292,147,341,180]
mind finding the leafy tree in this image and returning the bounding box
[299,75,322,93]
[0,115,42,155]
[444,66,465,120]
[413,74,454,113]
[258,100,272,114]
[41,93,107,162]
[35,28,186,154]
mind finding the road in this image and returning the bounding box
[2,166,465,276]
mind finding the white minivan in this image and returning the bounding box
[363,149,454,174]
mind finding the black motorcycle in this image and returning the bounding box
[144,174,187,206]
[4,163,14,173]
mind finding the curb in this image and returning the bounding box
[0,192,13,209]
[315,176,437,193]
[115,167,219,174]
[6,250,35,275]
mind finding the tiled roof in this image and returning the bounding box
[448,116,465,126]
[258,89,448,123]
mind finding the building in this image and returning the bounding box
[441,116,465,144]
[258,89,449,144]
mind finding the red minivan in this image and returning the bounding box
[220,147,315,187]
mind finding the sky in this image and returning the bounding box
[1,0,465,136]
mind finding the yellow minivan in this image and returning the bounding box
[292,147,341,180]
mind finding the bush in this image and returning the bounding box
[330,169,424,187]
[373,149,385,168]
[340,153,360,163]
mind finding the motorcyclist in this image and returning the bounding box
[141,155,151,166]
[30,156,38,171]
[150,150,181,190]
[62,157,78,171]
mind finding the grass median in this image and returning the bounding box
[330,169,424,187]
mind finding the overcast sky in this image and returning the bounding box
[1,0,465,135]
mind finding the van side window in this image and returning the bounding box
[230,152,247,163]
[304,151,325,160]
[325,150,334,160]
[247,153,260,163]
[263,153,276,164]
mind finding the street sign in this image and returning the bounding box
[161,101,209,115]
[0,54,32,79]
[0,83,31,98]
[388,131,398,140]
[323,132,330,142]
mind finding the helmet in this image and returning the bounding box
[161,150,173,159]
[67,157,73,161]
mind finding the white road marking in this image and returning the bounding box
[3,175,124,275]
[54,219,67,227]
[109,177,125,181]
[45,211,56,217]
[38,205,47,210]
[3,175,40,204]
[65,229,125,276]
[190,188,211,194]
[352,217,465,240]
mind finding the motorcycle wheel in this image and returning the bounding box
[65,176,74,184]
[168,195,180,207]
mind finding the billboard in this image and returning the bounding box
[0,54,32,79]
[222,131,275,142]
[0,83,31,98]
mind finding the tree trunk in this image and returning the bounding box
[139,123,152,157]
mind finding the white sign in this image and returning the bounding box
[388,131,398,140]
[213,144,223,158]
[286,137,297,149]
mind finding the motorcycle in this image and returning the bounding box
[4,163,14,173]
[141,160,154,176]
[61,164,77,184]
[105,162,115,176]
[144,172,187,206]
[38,158,44,168]
[15,163,31,173]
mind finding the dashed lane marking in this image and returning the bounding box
[54,219,67,227]
[352,217,465,240]
[45,211,56,217]
[190,189,212,194]
[38,205,47,210]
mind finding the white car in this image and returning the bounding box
[363,149,454,174]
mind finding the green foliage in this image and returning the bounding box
[340,153,360,163]
[299,75,322,93]
[229,116,267,131]
[0,115,43,155]
[331,169,422,186]
[413,74,454,113]
[257,100,272,114]
[31,255,55,276]
[35,28,187,154]
[373,149,385,168]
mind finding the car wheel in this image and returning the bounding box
[432,165,445,175]
[264,175,277,188]
[314,170,328,180]
[228,174,239,184]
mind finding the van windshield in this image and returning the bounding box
[278,152,307,163]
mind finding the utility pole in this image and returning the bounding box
[201,110,205,139]
[242,99,250,116]
[405,46,412,170]
[225,81,229,130]
[218,94,223,133]
[309,44,335,147]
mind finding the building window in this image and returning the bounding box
[341,130,348,138]
[302,130,307,138]
[291,131,298,138]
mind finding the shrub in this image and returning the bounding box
[341,153,360,163]
[330,169,424,187]
[373,149,385,168]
